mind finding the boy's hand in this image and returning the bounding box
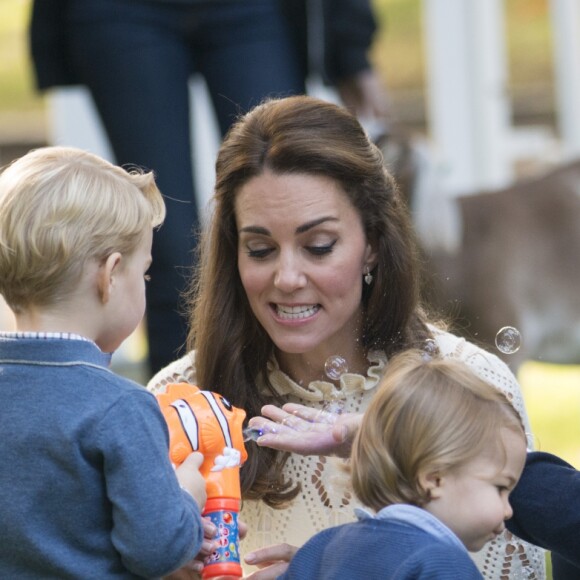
[176,452,207,508]
[163,517,217,579]
[163,519,248,580]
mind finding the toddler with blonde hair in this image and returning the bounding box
[0,147,211,578]
[282,349,528,579]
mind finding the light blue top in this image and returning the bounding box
[356,503,467,552]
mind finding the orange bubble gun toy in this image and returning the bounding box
[156,383,248,578]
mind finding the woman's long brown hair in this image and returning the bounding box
[186,96,433,507]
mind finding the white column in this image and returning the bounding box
[549,0,580,160]
[189,75,221,220]
[47,87,114,161]
[422,0,512,195]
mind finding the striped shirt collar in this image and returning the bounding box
[0,331,96,346]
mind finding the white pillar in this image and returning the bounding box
[47,87,114,161]
[422,0,512,195]
[189,75,221,220]
[549,0,580,160]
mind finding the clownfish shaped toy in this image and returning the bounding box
[156,383,248,578]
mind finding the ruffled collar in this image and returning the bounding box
[265,350,387,401]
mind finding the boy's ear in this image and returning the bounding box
[97,252,122,304]
[418,469,445,500]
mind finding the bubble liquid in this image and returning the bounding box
[495,326,521,354]
[202,497,242,578]
[324,355,349,381]
[242,426,265,442]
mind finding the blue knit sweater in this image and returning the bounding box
[0,335,203,579]
[279,504,482,579]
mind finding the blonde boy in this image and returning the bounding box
[0,147,208,578]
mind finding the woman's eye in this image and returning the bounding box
[247,247,273,259]
[307,240,336,256]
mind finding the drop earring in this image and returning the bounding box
[364,266,373,286]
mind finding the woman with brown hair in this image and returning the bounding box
[149,95,544,578]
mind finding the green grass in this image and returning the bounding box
[519,361,580,467]
[371,0,425,90]
[371,0,554,94]
[517,361,580,580]
[0,0,41,112]
[506,0,554,87]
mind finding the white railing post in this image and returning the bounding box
[549,0,580,160]
[422,0,512,195]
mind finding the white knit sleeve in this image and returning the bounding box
[146,352,198,395]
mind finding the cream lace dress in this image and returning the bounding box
[148,328,546,579]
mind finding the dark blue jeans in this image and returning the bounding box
[67,0,304,374]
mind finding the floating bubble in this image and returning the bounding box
[242,427,264,442]
[495,326,521,354]
[324,355,349,381]
[517,566,536,579]
[243,425,278,441]
[422,338,438,360]
[321,398,345,416]
[525,431,535,452]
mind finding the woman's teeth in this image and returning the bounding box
[276,304,319,319]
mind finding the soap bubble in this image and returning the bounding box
[243,425,278,442]
[321,398,345,416]
[495,326,521,354]
[242,427,264,442]
[324,355,349,381]
[321,356,348,417]
[422,338,438,360]
[516,566,535,579]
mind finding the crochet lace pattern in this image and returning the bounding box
[148,329,546,578]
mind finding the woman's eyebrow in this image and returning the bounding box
[240,216,338,236]
[239,225,270,235]
[296,216,337,234]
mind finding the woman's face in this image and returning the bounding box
[236,170,377,360]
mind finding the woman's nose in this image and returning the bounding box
[274,254,306,291]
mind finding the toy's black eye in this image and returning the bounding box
[220,396,233,411]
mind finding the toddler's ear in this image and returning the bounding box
[97,252,122,304]
[418,469,444,500]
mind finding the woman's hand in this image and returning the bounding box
[243,543,298,579]
[248,403,363,458]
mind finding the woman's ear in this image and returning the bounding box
[363,241,379,272]
[418,469,445,500]
[97,252,122,304]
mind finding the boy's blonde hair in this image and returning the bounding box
[352,349,524,512]
[0,146,165,312]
